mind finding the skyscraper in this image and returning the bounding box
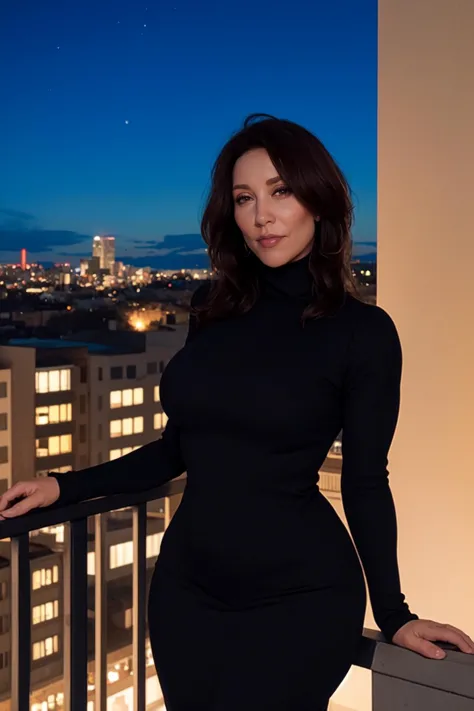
[92,235,116,273]
[20,248,27,270]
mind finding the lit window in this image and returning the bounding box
[110,417,143,438]
[35,369,71,393]
[154,413,162,430]
[35,434,72,458]
[87,552,95,576]
[162,413,168,427]
[110,387,144,409]
[122,417,133,436]
[32,635,59,660]
[154,385,160,402]
[146,532,163,559]
[110,390,122,409]
[122,389,133,407]
[32,566,59,590]
[109,541,133,569]
[32,600,59,625]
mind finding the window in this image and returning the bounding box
[162,412,168,427]
[32,600,59,625]
[98,424,102,440]
[79,425,86,443]
[0,413,6,431]
[109,416,143,438]
[110,387,143,409]
[36,465,72,477]
[0,582,8,601]
[146,532,163,559]
[109,445,141,460]
[0,382,6,398]
[110,366,122,380]
[98,367,103,381]
[0,651,9,670]
[154,385,160,402]
[87,552,95,576]
[79,394,86,414]
[98,395,103,411]
[32,635,59,660]
[0,447,9,464]
[110,541,133,569]
[32,566,59,590]
[126,365,137,379]
[80,366,87,383]
[36,434,72,457]
[35,404,72,426]
[35,368,71,393]
[154,413,162,430]
[0,615,9,634]
[147,361,157,375]
[159,360,165,373]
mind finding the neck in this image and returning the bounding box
[257,253,313,300]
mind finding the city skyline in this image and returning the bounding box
[0,0,377,265]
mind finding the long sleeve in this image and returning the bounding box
[49,417,185,507]
[340,304,418,642]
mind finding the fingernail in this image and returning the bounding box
[435,649,445,658]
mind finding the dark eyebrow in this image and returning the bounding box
[232,175,282,191]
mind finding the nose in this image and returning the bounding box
[254,197,275,227]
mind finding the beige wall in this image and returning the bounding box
[378,0,474,636]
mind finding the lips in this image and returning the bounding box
[257,235,284,248]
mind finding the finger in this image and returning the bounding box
[0,483,28,512]
[1,494,42,518]
[407,638,446,660]
[422,624,474,655]
[443,625,474,654]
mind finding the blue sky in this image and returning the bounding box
[0,0,377,266]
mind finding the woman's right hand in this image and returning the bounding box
[0,478,60,519]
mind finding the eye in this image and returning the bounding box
[273,186,292,197]
[235,194,251,205]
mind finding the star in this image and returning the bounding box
[143,23,147,27]
[125,120,130,125]
[56,46,60,50]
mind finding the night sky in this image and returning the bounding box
[0,0,377,266]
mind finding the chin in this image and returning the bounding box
[254,247,308,268]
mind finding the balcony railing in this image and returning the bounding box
[0,478,473,711]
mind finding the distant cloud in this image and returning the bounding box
[0,208,35,221]
[0,206,92,253]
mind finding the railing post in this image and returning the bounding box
[133,503,147,711]
[10,533,31,711]
[63,518,88,711]
[94,513,108,711]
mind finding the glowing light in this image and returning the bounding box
[133,319,145,331]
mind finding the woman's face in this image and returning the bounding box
[232,148,317,267]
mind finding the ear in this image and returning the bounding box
[315,215,321,222]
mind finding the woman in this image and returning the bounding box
[1,114,473,710]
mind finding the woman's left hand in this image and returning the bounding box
[392,619,474,659]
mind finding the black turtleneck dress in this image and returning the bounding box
[51,254,417,711]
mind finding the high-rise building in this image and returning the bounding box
[92,235,116,273]
[20,248,27,270]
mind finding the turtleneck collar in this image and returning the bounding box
[256,253,313,301]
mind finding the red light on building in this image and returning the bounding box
[20,248,27,270]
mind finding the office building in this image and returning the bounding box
[92,236,116,274]
[0,370,11,495]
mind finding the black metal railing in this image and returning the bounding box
[0,478,186,711]
[1,477,473,711]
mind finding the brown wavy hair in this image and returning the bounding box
[197,113,359,324]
